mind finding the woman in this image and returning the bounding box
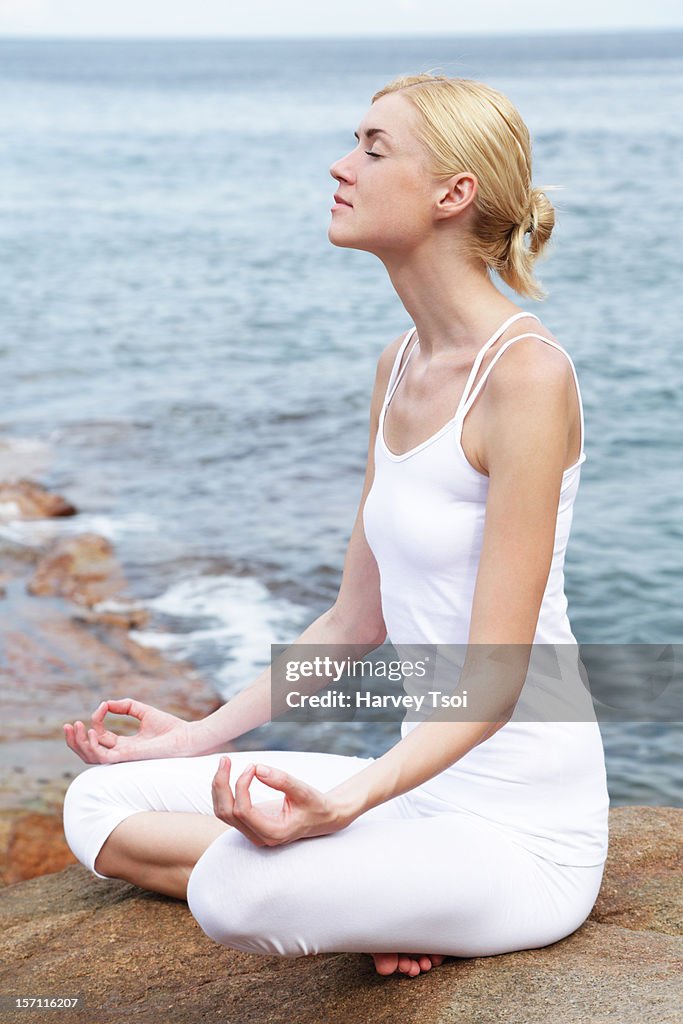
[62,74,609,979]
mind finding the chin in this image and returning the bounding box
[327,225,377,254]
[327,224,353,248]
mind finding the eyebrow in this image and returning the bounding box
[353,128,392,142]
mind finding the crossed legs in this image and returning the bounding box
[93,810,232,900]
[92,806,444,976]
[64,749,449,974]
[63,749,601,973]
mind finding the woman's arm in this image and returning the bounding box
[192,606,382,755]
[326,340,572,825]
[192,336,404,755]
[65,338,403,764]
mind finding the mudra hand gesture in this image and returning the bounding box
[63,698,198,764]
[212,756,345,847]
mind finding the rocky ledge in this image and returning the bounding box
[0,806,680,1024]
[0,477,223,884]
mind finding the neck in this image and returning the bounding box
[379,242,528,360]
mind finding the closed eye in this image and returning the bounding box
[365,151,381,158]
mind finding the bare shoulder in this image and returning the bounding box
[480,321,577,475]
[485,321,574,399]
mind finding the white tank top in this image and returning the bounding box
[363,311,610,866]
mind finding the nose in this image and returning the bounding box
[329,149,355,185]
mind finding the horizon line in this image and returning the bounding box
[1,24,683,43]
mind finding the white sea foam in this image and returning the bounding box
[0,435,52,483]
[0,510,161,546]
[130,573,308,700]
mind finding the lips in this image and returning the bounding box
[333,194,352,207]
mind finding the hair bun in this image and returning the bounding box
[525,188,555,254]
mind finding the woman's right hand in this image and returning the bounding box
[63,698,203,765]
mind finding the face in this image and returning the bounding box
[328,92,441,258]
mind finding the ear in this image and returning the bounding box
[434,172,478,222]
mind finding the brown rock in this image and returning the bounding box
[590,804,682,936]
[1,535,223,885]
[0,810,76,886]
[0,843,680,1024]
[0,619,221,749]
[0,480,228,890]
[71,604,152,629]
[27,533,127,606]
[0,479,76,519]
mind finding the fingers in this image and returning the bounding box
[63,723,78,758]
[95,732,118,749]
[231,764,287,839]
[63,721,92,763]
[253,764,313,805]
[211,756,235,818]
[63,719,116,765]
[212,758,265,846]
[64,698,143,763]
[95,698,147,721]
[90,701,109,726]
[88,703,118,748]
[63,720,95,763]
[233,761,256,818]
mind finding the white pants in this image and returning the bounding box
[62,748,604,959]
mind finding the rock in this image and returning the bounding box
[27,533,127,606]
[0,612,221,748]
[590,805,682,937]
[0,603,223,862]
[0,479,76,520]
[0,807,680,1024]
[0,478,226,889]
[1,532,224,884]
[0,810,75,886]
[71,602,151,629]
[0,565,222,887]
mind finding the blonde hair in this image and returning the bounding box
[372,74,559,301]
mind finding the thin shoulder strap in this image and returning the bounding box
[385,312,538,411]
[384,327,418,407]
[456,312,541,420]
[460,332,585,457]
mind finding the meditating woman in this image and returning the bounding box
[63,74,609,978]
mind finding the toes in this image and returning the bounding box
[371,953,399,976]
[373,952,446,978]
[397,955,417,975]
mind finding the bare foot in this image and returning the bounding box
[371,952,446,977]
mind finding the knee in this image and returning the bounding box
[62,767,110,855]
[62,763,132,877]
[186,836,303,958]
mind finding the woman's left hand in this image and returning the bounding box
[211,756,346,847]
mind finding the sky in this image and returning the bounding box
[1,0,683,38]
